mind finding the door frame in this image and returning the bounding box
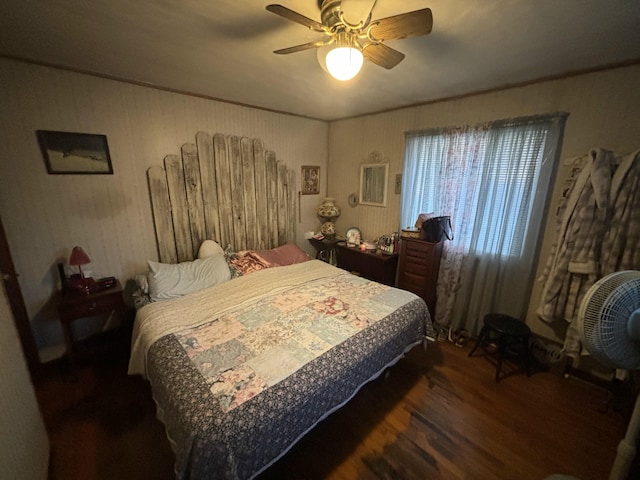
[0,214,41,381]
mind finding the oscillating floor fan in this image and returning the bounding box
[577,270,640,480]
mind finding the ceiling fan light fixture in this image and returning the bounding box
[267,4,433,79]
[325,46,363,81]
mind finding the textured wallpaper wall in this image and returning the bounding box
[0,283,49,479]
[327,65,640,342]
[0,59,329,357]
[1,56,638,356]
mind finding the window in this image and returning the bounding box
[402,117,559,258]
[473,125,547,256]
[401,113,567,330]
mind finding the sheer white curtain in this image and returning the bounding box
[401,114,567,334]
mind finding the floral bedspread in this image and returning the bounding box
[143,262,433,480]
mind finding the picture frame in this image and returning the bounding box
[359,163,388,207]
[37,130,113,174]
[301,165,320,195]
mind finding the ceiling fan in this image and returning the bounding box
[266,0,433,80]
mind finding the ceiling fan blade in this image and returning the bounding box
[266,4,325,32]
[369,8,433,41]
[341,0,378,26]
[363,43,405,69]
[274,41,326,55]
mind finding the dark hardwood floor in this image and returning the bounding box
[35,332,635,480]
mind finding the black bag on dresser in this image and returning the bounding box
[421,216,453,242]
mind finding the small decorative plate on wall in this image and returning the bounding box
[348,193,359,207]
[345,227,361,246]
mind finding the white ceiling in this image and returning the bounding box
[1,0,639,121]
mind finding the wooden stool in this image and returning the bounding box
[468,313,532,382]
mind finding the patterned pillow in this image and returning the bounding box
[228,243,311,275]
[229,251,269,275]
[223,244,243,279]
[131,273,152,309]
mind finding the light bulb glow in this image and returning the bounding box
[325,47,363,81]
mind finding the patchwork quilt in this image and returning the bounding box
[130,260,433,479]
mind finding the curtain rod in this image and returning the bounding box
[405,111,569,138]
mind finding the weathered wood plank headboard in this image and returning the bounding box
[148,132,296,263]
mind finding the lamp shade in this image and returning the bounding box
[317,198,341,219]
[325,46,363,81]
[69,246,91,266]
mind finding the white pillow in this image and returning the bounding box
[198,240,225,259]
[148,254,230,301]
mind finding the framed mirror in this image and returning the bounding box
[359,163,388,207]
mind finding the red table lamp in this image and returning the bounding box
[69,246,93,293]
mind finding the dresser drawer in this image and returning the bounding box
[402,240,436,268]
[404,240,433,255]
[398,238,443,317]
[59,291,123,320]
[335,244,398,286]
[401,272,428,291]
[403,259,429,275]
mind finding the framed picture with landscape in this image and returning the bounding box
[37,130,113,174]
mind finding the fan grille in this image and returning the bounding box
[578,271,640,370]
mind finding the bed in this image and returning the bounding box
[129,132,434,479]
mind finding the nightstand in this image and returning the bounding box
[308,237,339,264]
[57,280,127,369]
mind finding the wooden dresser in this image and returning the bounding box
[335,243,399,287]
[397,238,443,316]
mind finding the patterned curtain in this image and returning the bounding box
[402,113,567,335]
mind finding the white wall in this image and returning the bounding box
[327,65,640,342]
[0,282,49,479]
[0,58,329,356]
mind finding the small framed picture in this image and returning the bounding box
[301,165,320,195]
[37,130,113,174]
[360,163,388,207]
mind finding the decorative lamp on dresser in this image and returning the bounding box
[397,238,443,317]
